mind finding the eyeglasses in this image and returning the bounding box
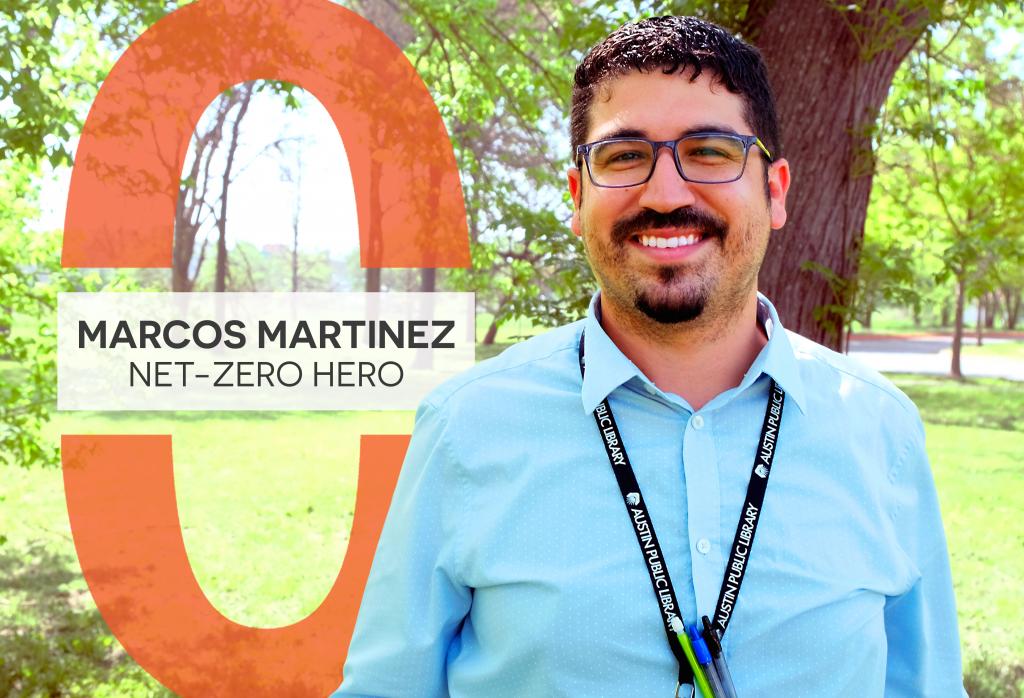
[575,132,773,188]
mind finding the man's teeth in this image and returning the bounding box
[639,234,701,248]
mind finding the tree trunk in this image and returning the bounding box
[0,307,11,359]
[940,296,951,329]
[1004,287,1021,329]
[292,228,300,292]
[215,84,254,292]
[975,297,983,347]
[421,268,436,292]
[214,216,228,292]
[482,318,499,345]
[746,0,930,349]
[291,159,302,293]
[986,291,998,330]
[951,275,965,380]
[172,202,196,291]
[173,93,235,291]
[419,164,442,291]
[365,156,382,292]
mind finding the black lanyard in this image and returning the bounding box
[578,332,785,683]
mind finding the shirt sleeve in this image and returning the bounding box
[331,399,471,698]
[883,416,967,697]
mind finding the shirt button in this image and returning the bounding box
[696,538,711,555]
[691,414,705,430]
[644,383,658,395]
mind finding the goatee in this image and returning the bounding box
[609,207,728,324]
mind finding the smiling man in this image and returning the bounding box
[334,16,965,698]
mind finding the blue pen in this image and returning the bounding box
[701,616,739,698]
[688,624,725,698]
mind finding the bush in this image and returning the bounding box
[963,651,1024,698]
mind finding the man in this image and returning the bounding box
[335,16,965,697]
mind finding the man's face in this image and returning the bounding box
[567,69,790,326]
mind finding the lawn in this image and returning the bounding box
[474,311,550,344]
[888,374,1024,697]
[1,372,1022,696]
[961,340,1024,361]
[2,411,413,696]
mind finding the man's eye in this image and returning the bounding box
[682,140,742,164]
[597,147,651,169]
[608,150,645,162]
[686,147,730,159]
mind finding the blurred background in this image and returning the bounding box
[1,1,1022,695]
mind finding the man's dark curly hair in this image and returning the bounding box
[570,16,782,162]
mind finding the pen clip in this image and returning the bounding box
[701,615,723,657]
[674,681,695,698]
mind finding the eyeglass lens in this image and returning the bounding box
[588,135,747,186]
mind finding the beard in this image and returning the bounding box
[633,265,709,323]
[594,207,730,324]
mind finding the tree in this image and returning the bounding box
[738,0,989,348]
[194,241,333,292]
[375,0,618,340]
[0,160,131,467]
[173,86,252,291]
[384,0,1007,350]
[173,80,299,292]
[0,161,58,467]
[0,0,178,467]
[1,0,178,165]
[871,10,1024,377]
[277,137,307,293]
[213,82,254,292]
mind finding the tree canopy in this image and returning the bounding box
[1,0,1022,467]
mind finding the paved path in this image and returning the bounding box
[847,335,1024,381]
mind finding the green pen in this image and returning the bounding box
[670,617,715,698]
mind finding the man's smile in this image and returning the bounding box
[623,227,718,262]
[611,207,727,249]
[637,233,702,248]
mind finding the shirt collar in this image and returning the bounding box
[579,293,646,414]
[579,291,807,415]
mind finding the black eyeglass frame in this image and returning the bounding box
[575,132,774,188]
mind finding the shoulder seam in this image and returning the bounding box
[424,338,581,410]
[790,337,917,421]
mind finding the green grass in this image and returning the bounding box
[476,341,516,361]
[854,306,946,333]
[474,314,551,361]
[888,373,1024,697]
[888,373,1023,432]
[2,374,1023,695]
[2,411,413,696]
[927,423,1024,697]
[961,340,1024,360]
[926,425,1024,650]
[51,410,414,627]
[474,312,549,344]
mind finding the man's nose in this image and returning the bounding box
[637,146,697,212]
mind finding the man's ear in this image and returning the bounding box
[767,158,791,230]
[568,166,583,238]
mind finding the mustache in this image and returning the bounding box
[610,208,727,244]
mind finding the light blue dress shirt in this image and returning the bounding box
[334,294,965,697]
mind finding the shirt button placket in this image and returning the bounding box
[684,411,720,615]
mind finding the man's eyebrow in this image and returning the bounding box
[682,123,741,136]
[591,127,647,141]
[589,124,744,142]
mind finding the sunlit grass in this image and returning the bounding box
[2,375,1022,694]
[960,340,1024,360]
